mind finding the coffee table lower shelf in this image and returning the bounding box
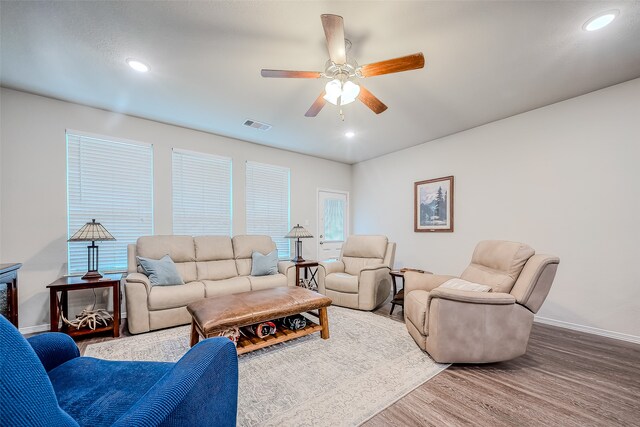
[236,322,323,355]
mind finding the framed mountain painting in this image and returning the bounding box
[414,176,454,232]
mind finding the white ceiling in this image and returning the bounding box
[2,1,640,164]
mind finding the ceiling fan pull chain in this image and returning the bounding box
[339,108,345,121]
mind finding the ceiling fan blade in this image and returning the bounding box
[359,53,425,77]
[321,14,346,64]
[305,92,326,117]
[261,69,322,78]
[357,85,388,114]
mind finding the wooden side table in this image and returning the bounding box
[47,273,122,339]
[293,260,319,290]
[389,270,405,315]
[389,268,428,315]
[0,263,22,327]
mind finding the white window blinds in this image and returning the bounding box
[172,149,232,236]
[245,161,290,259]
[67,132,153,274]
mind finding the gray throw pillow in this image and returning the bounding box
[136,254,185,286]
[251,250,278,276]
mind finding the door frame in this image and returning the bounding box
[317,188,350,260]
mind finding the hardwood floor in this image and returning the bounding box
[69,297,640,426]
[367,300,640,427]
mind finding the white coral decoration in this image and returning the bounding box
[61,309,113,330]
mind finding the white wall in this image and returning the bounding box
[0,88,351,331]
[353,78,640,341]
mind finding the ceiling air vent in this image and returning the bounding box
[243,119,272,131]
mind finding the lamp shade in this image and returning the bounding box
[68,219,116,242]
[285,224,313,239]
[340,81,360,105]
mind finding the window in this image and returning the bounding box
[172,149,232,236]
[245,161,290,258]
[67,131,153,274]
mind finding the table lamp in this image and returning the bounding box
[68,219,116,279]
[285,224,313,262]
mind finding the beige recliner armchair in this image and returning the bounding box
[318,235,396,311]
[404,240,559,363]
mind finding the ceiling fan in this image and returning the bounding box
[261,14,425,118]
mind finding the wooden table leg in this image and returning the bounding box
[190,321,199,347]
[49,289,59,332]
[9,278,18,327]
[390,275,398,315]
[112,282,120,338]
[319,307,329,339]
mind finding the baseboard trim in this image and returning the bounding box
[19,312,128,335]
[534,316,640,345]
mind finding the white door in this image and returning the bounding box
[318,190,349,261]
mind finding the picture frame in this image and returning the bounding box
[414,176,454,232]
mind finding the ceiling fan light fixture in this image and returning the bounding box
[324,79,342,105]
[583,10,618,31]
[340,81,360,105]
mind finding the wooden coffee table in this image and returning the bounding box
[187,287,332,355]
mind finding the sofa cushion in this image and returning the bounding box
[196,260,238,281]
[247,274,288,291]
[342,257,383,276]
[137,235,195,262]
[461,240,535,293]
[250,250,278,276]
[342,235,388,259]
[137,255,185,286]
[194,236,234,261]
[136,235,198,283]
[232,235,276,259]
[148,281,205,311]
[203,277,252,298]
[325,272,359,294]
[405,290,430,336]
[440,278,492,293]
[233,235,277,276]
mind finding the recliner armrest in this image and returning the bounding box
[404,272,453,294]
[112,338,238,427]
[429,287,516,305]
[318,260,345,275]
[125,272,151,293]
[28,333,80,372]
[359,263,389,273]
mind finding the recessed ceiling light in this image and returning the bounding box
[126,58,150,73]
[345,131,355,138]
[583,10,618,32]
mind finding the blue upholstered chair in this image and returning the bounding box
[0,315,238,426]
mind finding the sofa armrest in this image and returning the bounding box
[404,272,454,295]
[278,261,296,287]
[278,260,294,275]
[125,272,151,293]
[429,287,516,305]
[112,338,238,427]
[27,333,80,372]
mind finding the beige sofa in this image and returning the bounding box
[318,235,396,311]
[124,235,295,334]
[404,240,559,363]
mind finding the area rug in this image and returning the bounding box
[85,306,448,426]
